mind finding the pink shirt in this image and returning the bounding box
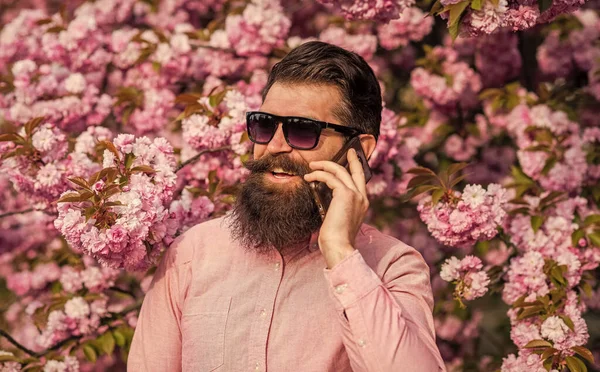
[128,217,446,371]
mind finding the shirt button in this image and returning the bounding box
[358,339,367,347]
[260,309,266,317]
[335,284,348,294]
[274,262,280,271]
[255,362,260,371]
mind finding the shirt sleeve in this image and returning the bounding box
[127,235,192,372]
[323,247,446,372]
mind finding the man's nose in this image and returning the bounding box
[266,124,293,154]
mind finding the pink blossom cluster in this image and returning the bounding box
[443,0,589,37]
[37,296,108,349]
[537,10,600,79]
[0,350,21,372]
[59,265,120,293]
[472,32,521,87]
[443,114,491,162]
[6,262,61,296]
[410,46,482,113]
[507,104,587,192]
[377,8,433,50]
[168,190,216,233]
[502,291,589,370]
[224,0,291,57]
[440,255,490,300]
[0,122,71,207]
[0,11,112,131]
[319,27,378,61]
[54,135,178,270]
[41,356,80,372]
[182,89,252,152]
[417,184,509,249]
[317,0,415,22]
[367,108,420,197]
[504,196,600,300]
[582,127,600,182]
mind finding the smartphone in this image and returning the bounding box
[309,136,372,220]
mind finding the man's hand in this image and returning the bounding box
[303,148,369,269]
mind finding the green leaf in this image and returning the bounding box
[450,173,469,188]
[541,156,557,176]
[571,229,585,246]
[524,339,553,348]
[113,330,126,347]
[57,193,84,203]
[448,20,460,40]
[531,215,544,233]
[68,177,90,190]
[583,214,600,227]
[406,167,436,176]
[124,153,135,170]
[565,355,587,372]
[209,89,228,108]
[571,346,595,364]
[559,315,575,331]
[538,0,553,12]
[589,233,600,248]
[407,174,437,189]
[550,266,567,287]
[99,332,116,355]
[0,133,24,142]
[447,162,469,176]
[429,0,443,15]
[0,354,18,362]
[449,1,470,27]
[471,0,482,10]
[541,347,557,361]
[431,188,445,205]
[130,165,156,174]
[83,344,97,362]
[517,305,545,320]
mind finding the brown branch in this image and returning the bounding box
[108,286,136,299]
[0,328,38,357]
[0,301,143,359]
[0,208,34,220]
[176,146,231,172]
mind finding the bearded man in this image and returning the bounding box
[128,41,446,372]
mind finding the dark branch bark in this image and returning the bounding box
[0,328,38,357]
[0,208,34,220]
[176,146,231,172]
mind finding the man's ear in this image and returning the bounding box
[358,134,377,160]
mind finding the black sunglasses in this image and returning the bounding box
[246,111,362,150]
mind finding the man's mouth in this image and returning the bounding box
[270,168,298,179]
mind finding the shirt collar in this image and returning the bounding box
[279,230,320,260]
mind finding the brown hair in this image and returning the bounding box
[262,41,381,140]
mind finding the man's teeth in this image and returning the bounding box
[272,169,295,176]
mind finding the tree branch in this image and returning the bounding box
[176,146,232,172]
[0,301,143,359]
[0,328,38,357]
[0,208,34,220]
[108,286,136,299]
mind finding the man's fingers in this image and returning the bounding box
[303,170,350,192]
[346,149,367,197]
[308,160,357,191]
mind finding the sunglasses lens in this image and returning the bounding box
[287,118,320,150]
[247,113,276,144]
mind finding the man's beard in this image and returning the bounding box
[226,153,322,253]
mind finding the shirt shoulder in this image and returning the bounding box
[162,216,231,268]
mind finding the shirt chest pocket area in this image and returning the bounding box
[181,296,232,372]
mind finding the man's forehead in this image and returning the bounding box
[260,82,342,120]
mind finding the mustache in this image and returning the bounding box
[244,154,312,176]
